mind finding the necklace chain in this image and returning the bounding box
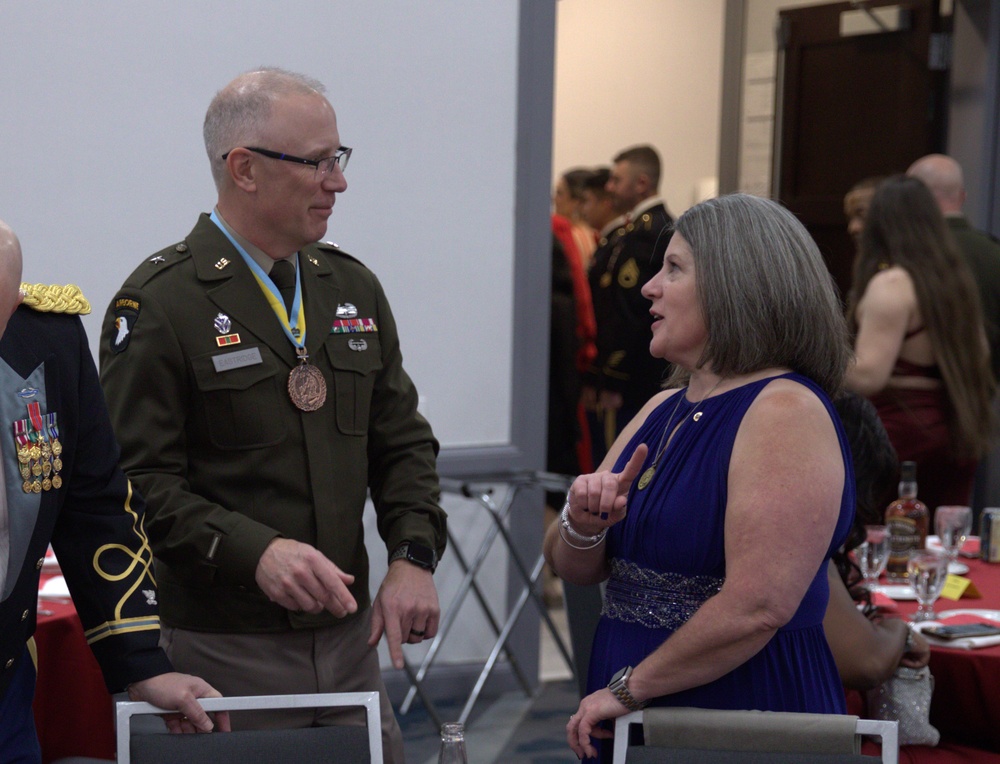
[637,377,724,491]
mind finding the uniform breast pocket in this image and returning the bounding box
[326,334,383,436]
[191,346,287,450]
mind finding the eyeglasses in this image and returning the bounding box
[221,145,352,175]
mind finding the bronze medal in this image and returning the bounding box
[31,480,41,493]
[41,477,51,491]
[637,467,656,491]
[51,439,62,456]
[53,457,63,472]
[28,444,41,461]
[41,460,51,476]
[288,363,327,412]
[19,463,29,480]
[17,446,29,464]
[22,480,31,493]
[40,441,51,459]
[31,462,42,477]
[51,474,62,489]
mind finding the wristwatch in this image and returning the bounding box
[389,542,438,573]
[607,665,647,711]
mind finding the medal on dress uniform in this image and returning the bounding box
[288,348,327,412]
[45,414,63,488]
[14,420,30,464]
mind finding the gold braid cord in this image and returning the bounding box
[20,283,91,315]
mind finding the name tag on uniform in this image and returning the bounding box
[212,347,263,372]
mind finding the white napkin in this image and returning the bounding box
[38,575,70,599]
[913,621,1000,650]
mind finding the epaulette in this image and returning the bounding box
[314,240,366,268]
[131,242,191,288]
[20,283,91,315]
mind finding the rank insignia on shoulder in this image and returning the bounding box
[111,296,140,354]
[331,318,377,334]
[20,283,92,315]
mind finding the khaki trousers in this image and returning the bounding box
[161,608,404,763]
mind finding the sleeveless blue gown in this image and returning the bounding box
[585,373,854,758]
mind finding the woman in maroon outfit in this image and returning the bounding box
[845,175,994,515]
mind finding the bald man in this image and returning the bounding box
[908,155,1000,515]
[0,221,227,763]
[907,154,1000,381]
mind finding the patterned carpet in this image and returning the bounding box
[397,679,580,763]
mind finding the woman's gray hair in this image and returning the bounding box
[672,193,850,396]
[204,67,327,190]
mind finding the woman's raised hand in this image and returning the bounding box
[564,444,648,534]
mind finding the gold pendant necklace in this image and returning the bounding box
[637,377,724,491]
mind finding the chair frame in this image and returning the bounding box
[612,709,899,764]
[114,691,382,764]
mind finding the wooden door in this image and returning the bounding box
[776,0,949,299]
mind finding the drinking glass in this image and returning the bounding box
[935,505,973,564]
[857,525,890,591]
[907,550,949,622]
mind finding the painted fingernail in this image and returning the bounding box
[600,512,608,520]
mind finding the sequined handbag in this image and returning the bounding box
[866,666,940,746]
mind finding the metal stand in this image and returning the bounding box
[399,470,578,726]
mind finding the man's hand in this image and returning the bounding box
[368,560,440,669]
[127,673,232,734]
[255,538,357,616]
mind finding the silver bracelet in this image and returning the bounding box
[559,502,607,549]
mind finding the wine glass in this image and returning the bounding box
[907,550,949,622]
[935,505,973,566]
[857,525,890,591]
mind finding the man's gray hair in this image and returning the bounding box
[204,67,327,189]
[672,193,850,396]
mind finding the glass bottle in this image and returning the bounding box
[884,461,929,583]
[438,722,469,764]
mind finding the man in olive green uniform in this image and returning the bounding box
[99,68,446,763]
[908,154,1000,514]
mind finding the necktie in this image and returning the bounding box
[269,259,296,315]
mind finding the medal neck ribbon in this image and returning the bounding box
[209,211,306,350]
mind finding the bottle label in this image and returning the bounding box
[886,516,919,581]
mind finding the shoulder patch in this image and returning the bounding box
[110,295,140,354]
[20,283,91,315]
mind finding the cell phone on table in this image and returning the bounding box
[923,623,1000,640]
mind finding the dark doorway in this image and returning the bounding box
[775,0,949,299]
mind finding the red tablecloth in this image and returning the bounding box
[873,555,1000,752]
[32,574,115,763]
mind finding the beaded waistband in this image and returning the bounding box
[602,558,725,630]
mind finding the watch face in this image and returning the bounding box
[610,666,628,684]
[407,543,436,569]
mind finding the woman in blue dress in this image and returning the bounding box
[543,193,855,761]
